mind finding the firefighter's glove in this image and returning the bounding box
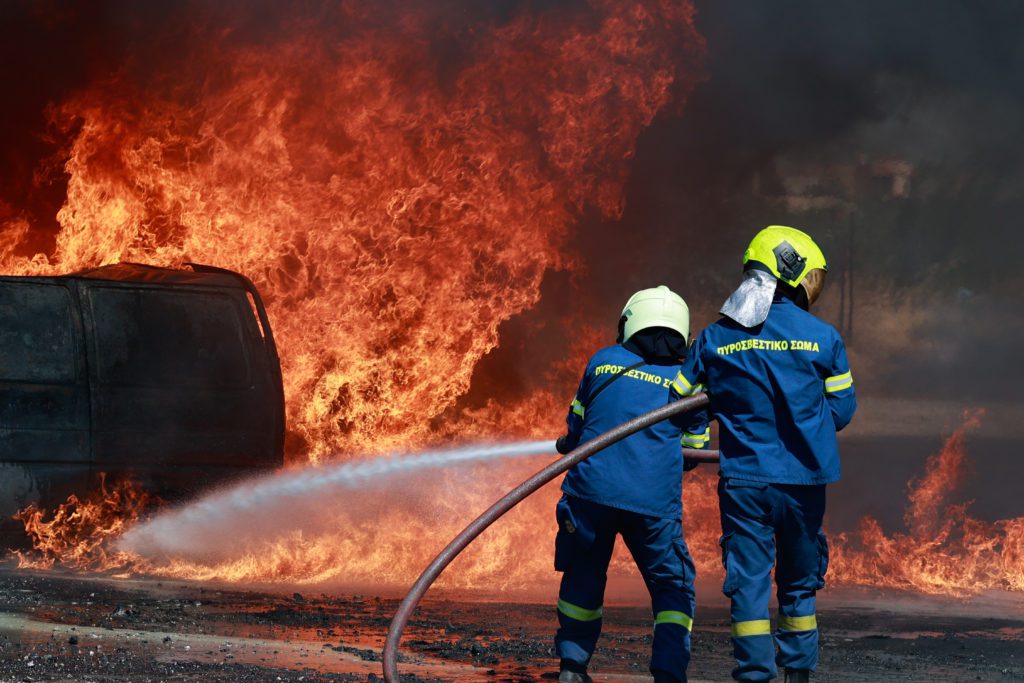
[555,435,572,455]
[683,457,700,471]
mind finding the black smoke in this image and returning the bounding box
[499,0,1024,407]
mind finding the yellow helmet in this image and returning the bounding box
[743,225,827,288]
[620,285,690,344]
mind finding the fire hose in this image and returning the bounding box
[382,392,714,681]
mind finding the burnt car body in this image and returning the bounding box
[0,263,284,543]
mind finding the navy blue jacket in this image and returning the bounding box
[561,344,708,519]
[671,296,856,485]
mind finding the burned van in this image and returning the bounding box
[0,263,284,542]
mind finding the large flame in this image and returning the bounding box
[2,0,705,463]
[3,1,707,587]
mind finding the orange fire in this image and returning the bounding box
[13,473,155,571]
[2,1,707,586]
[3,2,1021,600]
[2,0,705,462]
[831,409,1024,595]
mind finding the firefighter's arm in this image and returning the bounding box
[825,335,857,431]
[555,368,591,454]
[671,333,711,466]
[670,332,707,401]
[676,399,710,469]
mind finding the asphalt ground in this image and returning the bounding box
[0,567,1022,682]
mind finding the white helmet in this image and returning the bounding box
[619,285,690,344]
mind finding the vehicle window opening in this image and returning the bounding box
[90,287,251,388]
[0,283,76,383]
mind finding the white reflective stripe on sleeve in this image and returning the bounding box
[570,399,585,418]
[671,371,701,396]
[825,370,853,393]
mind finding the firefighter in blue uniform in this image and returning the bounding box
[671,226,856,682]
[553,286,709,683]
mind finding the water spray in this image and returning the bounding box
[382,392,713,681]
[120,439,559,559]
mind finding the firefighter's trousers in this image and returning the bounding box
[554,495,696,682]
[718,478,830,681]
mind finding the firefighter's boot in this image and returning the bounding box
[784,669,810,683]
[558,660,593,683]
[652,669,683,683]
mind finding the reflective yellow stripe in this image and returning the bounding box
[682,427,710,448]
[671,371,699,396]
[825,371,853,393]
[571,399,585,418]
[654,610,693,631]
[778,614,817,632]
[731,620,771,637]
[557,599,603,622]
